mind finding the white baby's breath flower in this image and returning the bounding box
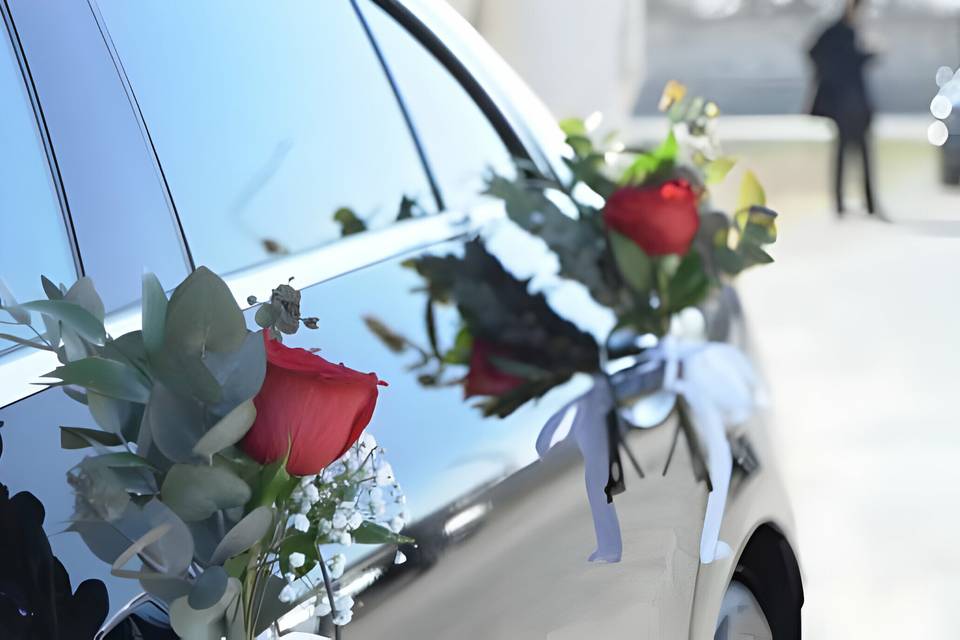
[285,572,297,583]
[359,432,377,452]
[289,552,306,569]
[279,583,299,603]
[318,519,332,535]
[332,609,353,626]
[368,487,383,501]
[288,513,310,532]
[300,474,317,487]
[315,595,331,617]
[339,531,352,546]
[332,511,348,530]
[329,553,346,579]
[389,516,404,533]
[394,550,407,565]
[375,463,394,485]
[395,494,406,505]
[304,483,320,503]
[347,512,363,530]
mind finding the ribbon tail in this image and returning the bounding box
[573,406,623,563]
[687,398,733,564]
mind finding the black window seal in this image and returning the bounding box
[350,0,446,212]
[368,0,533,166]
[0,0,85,281]
[85,0,197,274]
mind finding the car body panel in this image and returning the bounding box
[0,1,800,637]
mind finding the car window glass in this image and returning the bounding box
[359,1,517,211]
[0,31,76,333]
[96,0,437,276]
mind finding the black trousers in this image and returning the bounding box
[835,130,876,214]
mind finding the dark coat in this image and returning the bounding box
[809,19,874,137]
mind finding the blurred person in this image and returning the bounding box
[808,0,877,217]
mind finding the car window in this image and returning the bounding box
[95,0,437,276]
[0,29,76,331]
[359,1,518,211]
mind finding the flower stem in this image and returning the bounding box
[315,545,342,640]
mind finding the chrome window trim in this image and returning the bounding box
[0,208,489,410]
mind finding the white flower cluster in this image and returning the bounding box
[277,432,410,628]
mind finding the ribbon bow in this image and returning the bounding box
[536,337,757,565]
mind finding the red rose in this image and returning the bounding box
[242,333,386,475]
[464,340,525,398]
[602,179,700,256]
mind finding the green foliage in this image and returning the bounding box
[737,170,766,211]
[60,425,123,449]
[334,207,367,236]
[608,230,653,293]
[161,463,251,522]
[704,156,736,185]
[352,520,413,545]
[44,357,150,403]
[620,131,678,185]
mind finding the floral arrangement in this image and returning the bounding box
[368,83,777,564]
[0,268,410,638]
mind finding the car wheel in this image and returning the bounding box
[713,580,772,640]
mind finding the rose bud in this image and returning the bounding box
[602,179,700,256]
[242,333,387,475]
[464,340,526,398]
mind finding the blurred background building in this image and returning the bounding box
[449,0,960,124]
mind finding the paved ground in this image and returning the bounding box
[718,132,960,637]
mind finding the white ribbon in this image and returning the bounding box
[536,337,758,565]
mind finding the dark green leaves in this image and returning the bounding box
[334,207,367,236]
[60,426,123,450]
[352,520,413,545]
[608,230,652,293]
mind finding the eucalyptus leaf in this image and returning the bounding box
[209,506,273,565]
[165,266,247,355]
[204,329,265,416]
[0,278,30,324]
[87,451,156,470]
[43,357,150,403]
[193,400,256,459]
[146,383,208,463]
[64,277,105,321]
[161,463,252,522]
[19,300,105,345]
[189,566,229,610]
[142,273,168,355]
[151,350,222,405]
[140,572,192,603]
[88,391,141,438]
[41,275,64,300]
[254,303,279,329]
[62,386,89,405]
[169,577,240,640]
[60,426,121,449]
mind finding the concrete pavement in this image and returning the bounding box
[724,131,960,637]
